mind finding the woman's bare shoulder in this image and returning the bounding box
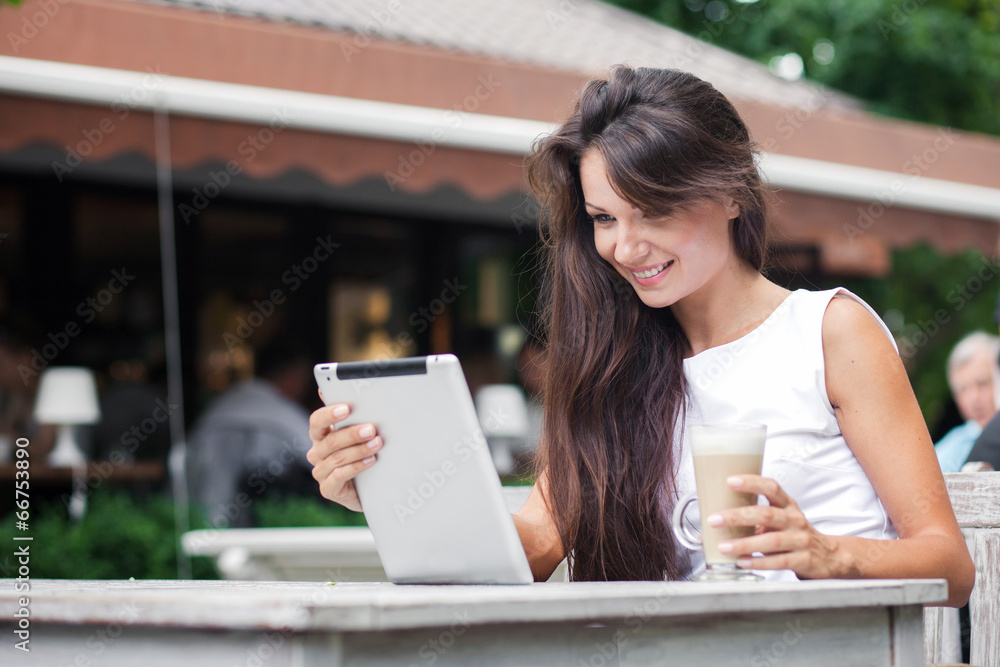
[821,295,903,410]
[821,294,893,353]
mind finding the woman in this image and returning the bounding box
[306,66,973,606]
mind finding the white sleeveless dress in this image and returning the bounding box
[677,287,899,581]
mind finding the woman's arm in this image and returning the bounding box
[511,469,566,582]
[716,297,974,606]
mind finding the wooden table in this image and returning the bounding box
[0,461,165,484]
[0,578,944,666]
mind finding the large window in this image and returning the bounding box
[0,173,541,431]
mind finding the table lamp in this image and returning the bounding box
[33,367,101,468]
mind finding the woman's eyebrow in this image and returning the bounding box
[584,202,606,211]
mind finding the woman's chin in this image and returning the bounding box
[634,290,676,309]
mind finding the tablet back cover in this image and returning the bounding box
[316,355,533,584]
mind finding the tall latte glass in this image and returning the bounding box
[672,422,767,581]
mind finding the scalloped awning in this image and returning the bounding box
[2,0,1000,275]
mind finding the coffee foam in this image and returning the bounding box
[688,423,766,455]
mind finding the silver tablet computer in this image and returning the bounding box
[314,354,534,584]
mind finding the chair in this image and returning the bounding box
[924,472,1000,666]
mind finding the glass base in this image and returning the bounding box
[693,565,762,582]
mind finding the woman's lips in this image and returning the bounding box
[630,260,673,286]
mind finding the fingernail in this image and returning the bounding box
[333,404,349,418]
[362,455,375,465]
[707,514,723,527]
[737,558,752,569]
[358,425,374,439]
[717,541,732,553]
[367,436,381,450]
[727,476,743,488]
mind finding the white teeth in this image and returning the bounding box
[633,262,670,279]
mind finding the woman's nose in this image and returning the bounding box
[614,222,648,265]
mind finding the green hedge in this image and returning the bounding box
[0,490,210,580]
[249,494,367,529]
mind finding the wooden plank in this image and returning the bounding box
[0,608,904,667]
[0,579,947,634]
[616,608,894,667]
[923,606,945,665]
[0,580,934,667]
[943,472,1000,527]
[1,625,301,667]
[297,633,345,667]
[0,579,947,631]
[970,529,1000,667]
[339,608,896,667]
[922,606,963,665]
[891,605,924,666]
[942,474,1000,666]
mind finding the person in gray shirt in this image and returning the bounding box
[187,340,316,528]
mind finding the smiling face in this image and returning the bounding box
[581,149,740,310]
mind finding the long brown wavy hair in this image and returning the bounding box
[526,66,770,581]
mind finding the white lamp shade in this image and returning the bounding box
[33,367,101,425]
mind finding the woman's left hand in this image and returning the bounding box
[707,474,849,580]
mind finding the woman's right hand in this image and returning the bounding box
[306,403,382,512]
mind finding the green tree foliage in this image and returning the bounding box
[606,0,1000,136]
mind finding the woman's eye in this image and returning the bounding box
[588,213,613,224]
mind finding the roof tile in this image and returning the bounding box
[136,0,858,110]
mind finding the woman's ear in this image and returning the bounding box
[726,198,740,220]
